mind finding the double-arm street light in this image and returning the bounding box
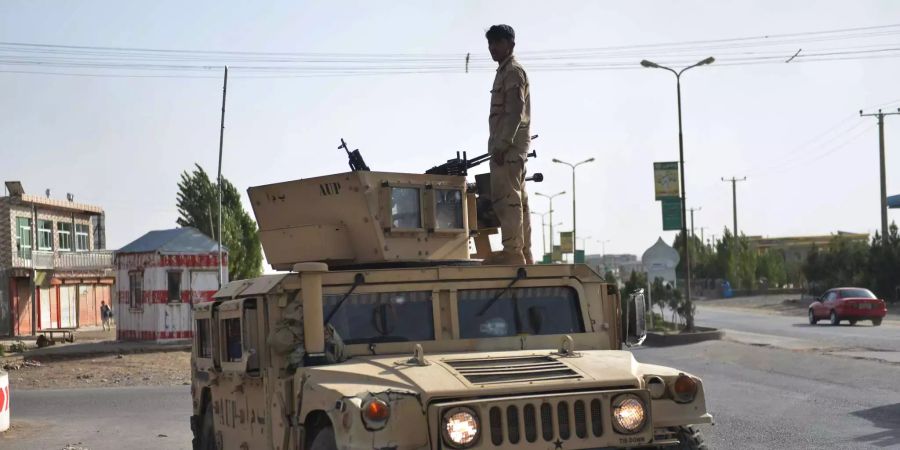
[535,191,566,259]
[640,56,714,330]
[552,158,595,257]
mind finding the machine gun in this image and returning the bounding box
[426,134,541,176]
[339,138,370,172]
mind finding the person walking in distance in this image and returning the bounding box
[100,300,112,332]
[484,24,533,265]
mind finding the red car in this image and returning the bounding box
[809,287,887,326]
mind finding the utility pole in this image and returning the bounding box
[530,210,551,256]
[536,191,566,261]
[698,227,708,246]
[688,207,701,239]
[860,108,900,243]
[552,158,595,256]
[216,66,228,288]
[722,177,747,238]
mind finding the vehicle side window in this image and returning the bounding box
[824,292,837,301]
[196,318,212,358]
[222,318,242,362]
[243,300,260,375]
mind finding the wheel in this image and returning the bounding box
[645,425,708,449]
[808,309,818,325]
[193,404,217,450]
[849,320,858,326]
[830,311,840,326]
[873,318,882,326]
[673,425,708,450]
[309,426,337,450]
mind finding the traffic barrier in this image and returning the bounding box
[0,370,8,432]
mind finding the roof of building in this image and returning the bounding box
[889,194,900,209]
[118,227,226,254]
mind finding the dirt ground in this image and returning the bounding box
[1,350,191,390]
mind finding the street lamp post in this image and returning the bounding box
[576,235,592,254]
[536,191,566,261]
[552,158,595,259]
[530,210,552,256]
[640,56,715,331]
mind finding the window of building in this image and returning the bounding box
[75,224,89,251]
[37,220,53,251]
[167,271,182,303]
[129,271,144,309]
[222,318,242,362]
[15,217,32,259]
[196,319,212,358]
[58,222,72,251]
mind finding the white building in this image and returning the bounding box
[115,227,226,342]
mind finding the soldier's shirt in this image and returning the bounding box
[489,55,531,157]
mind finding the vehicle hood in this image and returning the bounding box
[303,349,654,402]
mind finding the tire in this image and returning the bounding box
[193,404,217,450]
[309,426,337,450]
[849,320,858,326]
[873,318,882,327]
[645,425,708,449]
[830,311,840,326]
[808,309,818,325]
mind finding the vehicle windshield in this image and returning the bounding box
[323,291,434,344]
[457,286,584,338]
[839,288,876,299]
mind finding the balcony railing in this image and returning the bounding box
[11,250,115,271]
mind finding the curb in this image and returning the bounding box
[645,328,724,347]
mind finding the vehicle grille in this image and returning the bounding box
[487,398,603,446]
[443,355,582,385]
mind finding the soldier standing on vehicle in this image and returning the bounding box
[484,24,533,265]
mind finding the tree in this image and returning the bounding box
[176,164,263,281]
[867,222,900,302]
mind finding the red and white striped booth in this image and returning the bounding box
[115,227,227,343]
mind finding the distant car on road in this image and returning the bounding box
[808,287,887,326]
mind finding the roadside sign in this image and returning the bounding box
[653,162,680,200]
[574,250,585,263]
[560,231,574,253]
[552,245,562,262]
[661,198,682,230]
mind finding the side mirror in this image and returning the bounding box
[625,289,647,347]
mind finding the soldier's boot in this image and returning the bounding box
[482,250,526,266]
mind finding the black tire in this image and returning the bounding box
[849,320,858,326]
[808,309,818,325]
[830,311,840,326]
[873,318,883,326]
[309,426,337,450]
[645,425,708,449]
[193,404,216,450]
[674,425,708,450]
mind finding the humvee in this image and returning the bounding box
[190,156,712,450]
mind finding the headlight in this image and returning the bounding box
[612,394,647,434]
[442,407,480,448]
[361,398,391,430]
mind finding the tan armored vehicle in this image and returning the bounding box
[190,150,712,450]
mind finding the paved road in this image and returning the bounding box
[694,303,900,353]
[635,340,900,449]
[1,386,192,450]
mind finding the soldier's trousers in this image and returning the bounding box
[490,154,532,261]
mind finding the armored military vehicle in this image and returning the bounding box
[190,145,712,450]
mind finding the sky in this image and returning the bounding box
[2,0,900,267]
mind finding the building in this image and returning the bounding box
[748,232,869,265]
[115,227,226,342]
[0,181,114,337]
[584,253,643,280]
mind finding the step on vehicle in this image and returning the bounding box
[190,143,712,450]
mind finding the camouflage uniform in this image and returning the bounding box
[488,54,532,263]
